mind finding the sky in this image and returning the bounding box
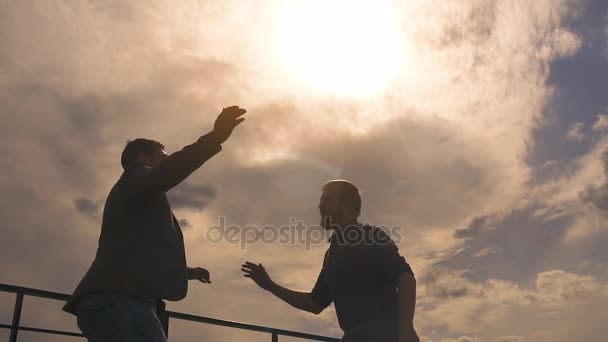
[1,0,608,341]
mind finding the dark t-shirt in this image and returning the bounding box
[310,225,414,337]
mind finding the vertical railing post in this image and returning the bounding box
[271,331,278,342]
[9,292,24,342]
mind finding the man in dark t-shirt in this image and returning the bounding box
[242,180,419,342]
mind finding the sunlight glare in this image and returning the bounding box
[278,0,406,96]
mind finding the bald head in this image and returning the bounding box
[319,180,362,229]
[323,180,362,217]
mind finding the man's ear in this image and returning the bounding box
[135,151,150,165]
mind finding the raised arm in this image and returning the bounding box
[130,106,246,194]
[241,261,326,314]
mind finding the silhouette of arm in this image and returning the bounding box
[241,261,326,314]
[267,281,325,314]
[130,106,246,194]
[131,133,222,193]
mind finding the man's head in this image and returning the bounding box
[319,179,362,230]
[120,138,167,169]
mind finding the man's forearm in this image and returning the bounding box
[266,281,322,314]
[132,132,222,194]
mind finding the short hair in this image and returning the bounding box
[120,138,164,169]
[323,179,362,217]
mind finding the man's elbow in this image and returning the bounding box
[311,307,324,315]
[308,300,325,315]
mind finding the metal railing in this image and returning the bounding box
[0,283,339,342]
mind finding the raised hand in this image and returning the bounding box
[212,105,247,144]
[188,267,211,284]
[241,261,273,291]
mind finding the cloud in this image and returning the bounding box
[535,270,604,300]
[421,267,484,300]
[178,218,193,230]
[438,337,483,342]
[495,337,523,342]
[472,247,499,258]
[418,267,608,341]
[73,197,102,220]
[168,182,217,210]
[551,143,608,241]
[566,122,585,141]
[591,113,608,131]
[453,216,491,239]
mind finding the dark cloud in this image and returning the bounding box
[580,183,608,212]
[73,197,101,220]
[453,216,489,239]
[178,218,193,230]
[168,182,217,210]
[579,148,608,212]
[419,267,483,300]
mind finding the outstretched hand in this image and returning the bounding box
[212,105,247,144]
[188,267,211,284]
[241,261,273,291]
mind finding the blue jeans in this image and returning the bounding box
[76,293,167,342]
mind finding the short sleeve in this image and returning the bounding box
[368,228,414,282]
[310,254,333,309]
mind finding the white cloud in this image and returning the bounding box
[472,247,500,258]
[527,133,608,241]
[535,270,605,300]
[592,113,608,131]
[566,122,585,141]
[418,267,608,342]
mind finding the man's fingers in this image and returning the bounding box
[235,108,247,117]
[233,118,245,128]
[222,106,247,118]
[223,105,239,112]
[244,261,258,267]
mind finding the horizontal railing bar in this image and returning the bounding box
[0,324,84,338]
[167,311,339,341]
[0,283,339,342]
[0,283,70,301]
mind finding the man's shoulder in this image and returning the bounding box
[361,224,395,245]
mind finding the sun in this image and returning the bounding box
[277,0,406,97]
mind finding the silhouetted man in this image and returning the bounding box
[242,180,419,342]
[64,106,246,342]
